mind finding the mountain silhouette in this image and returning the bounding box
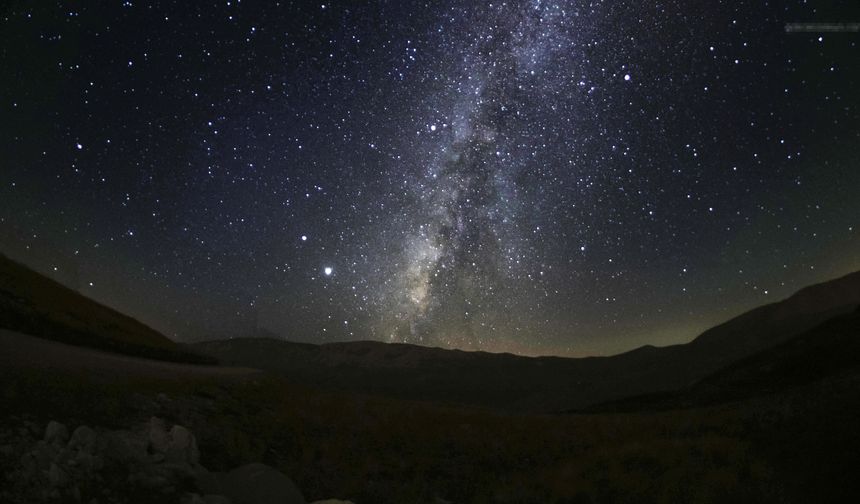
[191,271,860,411]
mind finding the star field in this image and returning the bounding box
[1,1,859,356]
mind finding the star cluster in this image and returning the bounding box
[1,1,858,356]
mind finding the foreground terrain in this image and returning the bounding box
[4,311,860,503]
[1,256,859,502]
[3,330,859,503]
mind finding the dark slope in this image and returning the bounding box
[575,270,860,401]
[695,306,860,396]
[668,270,860,381]
[192,271,860,412]
[588,306,860,412]
[0,254,213,364]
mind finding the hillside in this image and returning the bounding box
[192,271,860,411]
[0,254,213,364]
[586,306,860,412]
[669,270,860,379]
[694,306,860,396]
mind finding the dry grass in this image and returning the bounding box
[6,364,856,504]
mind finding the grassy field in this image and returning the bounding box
[3,361,857,504]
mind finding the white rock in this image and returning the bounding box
[19,452,37,475]
[47,462,68,487]
[31,440,55,469]
[69,425,97,452]
[166,425,200,466]
[44,421,69,445]
[103,431,147,464]
[74,450,95,473]
[170,425,193,451]
[148,417,170,454]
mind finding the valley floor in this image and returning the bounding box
[2,330,859,503]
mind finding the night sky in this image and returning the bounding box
[1,1,858,357]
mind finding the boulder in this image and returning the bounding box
[169,425,194,452]
[31,440,56,469]
[148,417,170,454]
[19,451,37,476]
[47,462,68,487]
[74,450,96,473]
[44,421,69,445]
[221,463,305,504]
[69,425,97,452]
[102,430,147,464]
[54,446,73,466]
[166,425,200,466]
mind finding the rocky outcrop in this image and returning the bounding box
[2,417,204,502]
[1,417,351,504]
[42,421,68,446]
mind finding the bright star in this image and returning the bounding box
[324,266,333,276]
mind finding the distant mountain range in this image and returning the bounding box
[2,250,858,413]
[191,271,860,412]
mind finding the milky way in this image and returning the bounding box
[1,1,859,355]
[380,3,597,348]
